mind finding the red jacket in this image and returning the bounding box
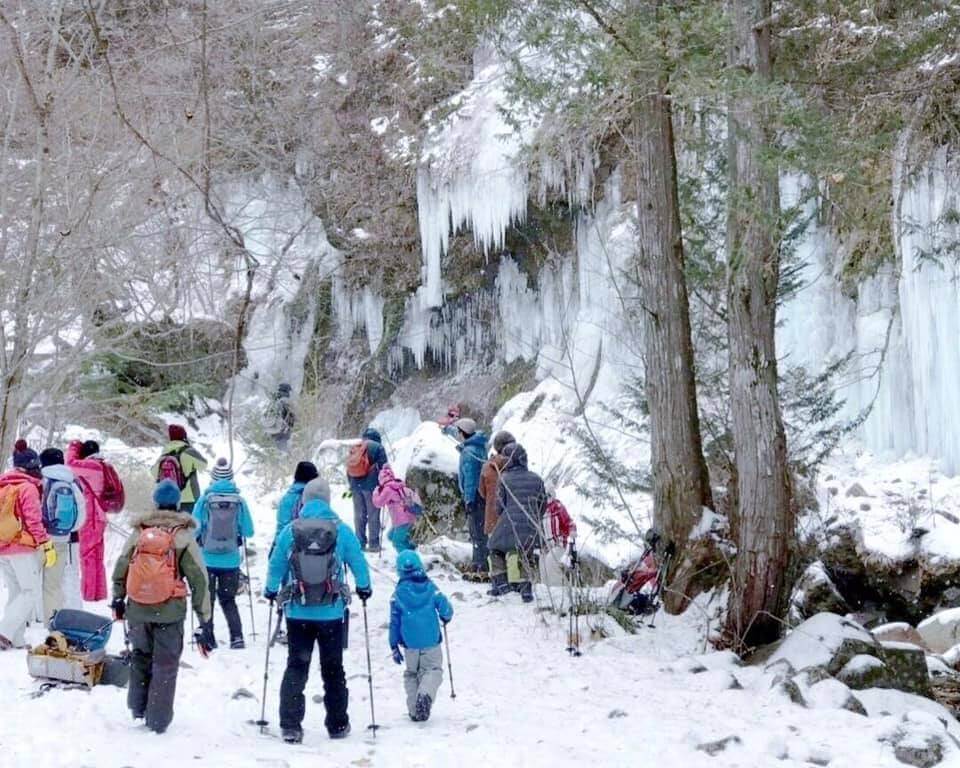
[67,440,109,600]
[0,469,46,555]
[544,499,576,548]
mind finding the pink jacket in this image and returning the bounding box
[372,466,418,528]
[67,440,109,601]
[0,470,47,555]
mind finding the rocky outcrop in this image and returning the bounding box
[919,609,960,654]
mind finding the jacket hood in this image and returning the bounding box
[396,572,434,609]
[463,432,488,450]
[378,466,398,486]
[396,550,424,575]
[504,443,529,471]
[286,481,307,495]
[206,478,240,495]
[41,465,77,483]
[298,498,338,521]
[131,509,197,530]
[0,469,41,489]
[163,440,189,453]
[362,428,382,444]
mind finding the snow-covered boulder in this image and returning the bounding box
[918,608,960,654]
[879,642,933,698]
[767,613,880,675]
[874,622,930,650]
[805,678,868,716]
[788,561,849,624]
[393,422,466,536]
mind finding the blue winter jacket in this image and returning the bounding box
[274,481,307,543]
[266,498,371,622]
[458,432,488,505]
[389,571,454,650]
[347,428,389,493]
[192,479,255,570]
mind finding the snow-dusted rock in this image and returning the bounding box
[838,654,890,690]
[918,608,960,654]
[806,678,867,716]
[874,622,930,651]
[879,642,933,698]
[768,613,879,674]
[788,561,849,623]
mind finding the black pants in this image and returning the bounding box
[467,499,488,571]
[280,618,348,733]
[208,567,243,641]
[128,621,184,733]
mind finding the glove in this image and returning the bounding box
[194,621,216,658]
[42,541,57,569]
[263,589,278,603]
[356,586,372,604]
[391,647,404,665]
[111,597,126,622]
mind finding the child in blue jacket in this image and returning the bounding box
[389,551,453,722]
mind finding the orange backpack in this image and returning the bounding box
[346,441,373,479]
[126,527,187,605]
[0,484,23,544]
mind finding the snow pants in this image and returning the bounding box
[352,489,381,549]
[404,645,443,716]
[43,539,82,623]
[489,549,535,584]
[280,618,349,734]
[128,620,185,733]
[388,523,415,553]
[467,499,488,571]
[0,551,41,646]
[207,567,243,642]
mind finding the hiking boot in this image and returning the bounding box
[131,710,145,721]
[282,727,303,744]
[367,544,381,554]
[487,573,510,597]
[519,581,534,603]
[230,638,246,650]
[414,693,432,722]
[328,723,351,740]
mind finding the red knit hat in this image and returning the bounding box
[168,424,188,442]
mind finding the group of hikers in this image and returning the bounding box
[0,408,577,745]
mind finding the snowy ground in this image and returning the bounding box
[3,421,960,767]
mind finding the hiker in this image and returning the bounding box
[453,418,488,575]
[345,427,388,552]
[267,383,296,451]
[389,550,453,722]
[0,443,56,649]
[488,443,546,603]
[192,458,254,649]
[539,481,577,588]
[372,465,421,553]
[67,439,126,602]
[111,479,213,734]
[437,404,461,438]
[264,477,372,744]
[479,430,516,540]
[38,448,87,621]
[154,424,207,513]
[273,461,320,545]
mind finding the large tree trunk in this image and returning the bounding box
[723,0,793,649]
[634,87,714,613]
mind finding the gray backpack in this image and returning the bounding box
[290,518,343,606]
[202,493,242,555]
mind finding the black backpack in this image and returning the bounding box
[290,518,343,606]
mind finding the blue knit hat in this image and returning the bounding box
[396,551,424,576]
[153,479,181,510]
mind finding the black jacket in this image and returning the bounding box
[489,445,545,552]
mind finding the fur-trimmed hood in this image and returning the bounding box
[131,509,198,530]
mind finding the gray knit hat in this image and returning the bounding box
[454,417,477,436]
[302,477,331,504]
[211,457,233,482]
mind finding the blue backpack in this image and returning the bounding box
[42,478,80,537]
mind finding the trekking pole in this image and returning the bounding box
[361,599,379,736]
[571,560,582,657]
[442,622,456,699]
[243,539,257,639]
[254,601,274,732]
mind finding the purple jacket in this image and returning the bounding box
[372,467,418,527]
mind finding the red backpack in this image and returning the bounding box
[99,462,125,513]
[346,441,373,479]
[157,449,187,490]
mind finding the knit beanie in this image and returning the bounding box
[168,424,188,442]
[492,430,516,454]
[39,448,65,467]
[211,457,233,482]
[454,417,477,436]
[294,461,319,484]
[12,442,40,473]
[153,479,181,510]
[80,440,100,458]
[396,550,424,575]
[302,477,331,505]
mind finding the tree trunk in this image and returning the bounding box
[634,88,714,613]
[723,0,794,649]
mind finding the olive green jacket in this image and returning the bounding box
[153,440,208,506]
[112,510,211,625]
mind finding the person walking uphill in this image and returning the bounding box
[488,443,546,603]
[154,424,207,513]
[67,439,126,602]
[389,551,453,722]
[454,419,488,575]
[264,477,372,745]
[192,458,254,649]
[273,461,319,545]
[39,448,87,622]
[111,480,213,734]
[345,427,388,552]
[372,466,421,553]
[0,444,56,649]
[479,430,515,540]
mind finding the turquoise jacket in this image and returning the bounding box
[192,479,255,569]
[266,498,371,622]
[274,481,307,543]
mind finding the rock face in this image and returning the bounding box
[919,609,960,654]
[406,464,466,537]
[879,642,933,698]
[789,561,850,624]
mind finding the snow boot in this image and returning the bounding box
[414,693,433,722]
[329,723,351,740]
[519,581,534,603]
[282,727,303,744]
[487,573,510,597]
[230,638,246,650]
